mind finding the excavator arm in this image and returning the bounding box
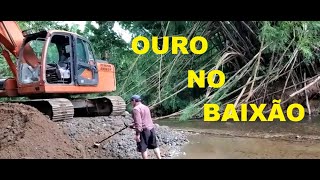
[0,21,39,79]
[0,21,24,57]
[0,21,24,78]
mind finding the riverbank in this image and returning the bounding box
[2,102,319,159]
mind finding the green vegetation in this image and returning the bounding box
[1,21,320,120]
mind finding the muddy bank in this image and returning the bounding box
[58,113,189,159]
[0,103,81,159]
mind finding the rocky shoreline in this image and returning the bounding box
[57,113,190,159]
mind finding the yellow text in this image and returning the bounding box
[188,70,225,88]
[131,36,208,55]
[203,99,305,122]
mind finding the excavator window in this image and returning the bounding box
[76,39,87,63]
[76,38,96,64]
[18,35,46,84]
[46,43,59,64]
[85,40,96,65]
[29,38,45,59]
[45,34,72,84]
[85,41,95,59]
[74,38,99,85]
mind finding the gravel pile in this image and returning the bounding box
[58,112,189,159]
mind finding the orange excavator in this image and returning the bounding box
[0,21,126,121]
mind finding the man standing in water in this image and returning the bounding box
[130,95,161,159]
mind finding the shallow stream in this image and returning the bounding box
[158,116,320,159]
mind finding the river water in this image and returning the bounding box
[157,116,320,159]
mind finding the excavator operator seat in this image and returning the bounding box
[57,45,71,80]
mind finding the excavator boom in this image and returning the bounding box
[0,21,25,78]
[0,21,24,57]
[0,21,39,78]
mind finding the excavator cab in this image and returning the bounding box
[18,31,99,87]
[0,21,125,121]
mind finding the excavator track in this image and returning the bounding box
[71,95,126,117]
[16,98,74,121]
[108,96,126,116]
[10,96,126,121]
[89,95,126,116]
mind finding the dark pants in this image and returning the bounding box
[137,128,158,153]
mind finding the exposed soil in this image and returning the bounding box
[0,103,189,159]
[0,103,81,159]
